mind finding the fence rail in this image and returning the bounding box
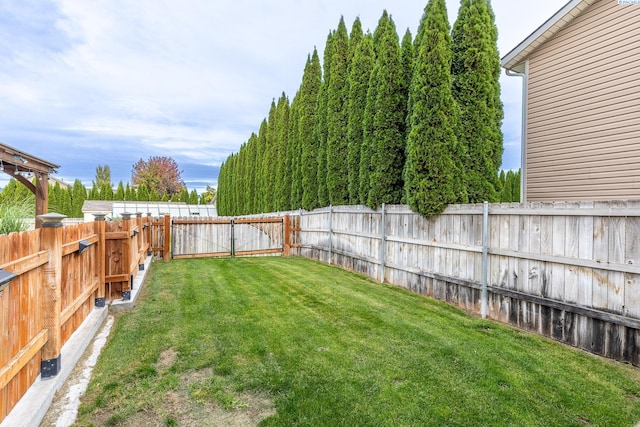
[297,202,640,367]
[0,212,169,423]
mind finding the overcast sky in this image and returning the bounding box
[0,0,567,192]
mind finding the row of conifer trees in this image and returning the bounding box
[217,0,504,217]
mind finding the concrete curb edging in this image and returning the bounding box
[0,255,153,427]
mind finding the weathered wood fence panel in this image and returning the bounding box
[297,202,640,366]
[172,216,287,258]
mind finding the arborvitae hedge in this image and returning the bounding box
[347,30,373,203]
[315,30,334,208]
[404,0,464,217]
[452,0,503,203]
[367,11,407,208]
[300,50,322,211]
[326,17,350,206]
[217,2,505,217]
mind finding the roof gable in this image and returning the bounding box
[501,0,597,72]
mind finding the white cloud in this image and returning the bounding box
[0,0,568,191]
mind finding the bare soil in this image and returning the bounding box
[41,331,276,427]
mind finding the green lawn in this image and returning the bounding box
[77,257,640,426]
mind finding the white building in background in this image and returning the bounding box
[82,201,217,222]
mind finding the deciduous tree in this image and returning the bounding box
[131,156,185,199]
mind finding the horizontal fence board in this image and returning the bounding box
[0,251,48,276]
[0,330,47,390]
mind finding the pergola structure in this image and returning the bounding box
[0,142,60,228]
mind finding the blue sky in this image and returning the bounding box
[0,0,566,193]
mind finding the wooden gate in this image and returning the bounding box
[172,217,289,259]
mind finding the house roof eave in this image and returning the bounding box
[500,0,596,71]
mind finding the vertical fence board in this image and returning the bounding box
[625,216,640,318]
[608,212,626,314]
[592,215,609,310]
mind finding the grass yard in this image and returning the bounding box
[76,257,640,426]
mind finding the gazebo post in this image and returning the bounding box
[35,172,49,228]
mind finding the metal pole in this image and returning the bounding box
[481,201,489,318]
[230,219,235,257]
[380,203,386,283]
[328,205,333,265]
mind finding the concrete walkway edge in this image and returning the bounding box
[1,255,153,427]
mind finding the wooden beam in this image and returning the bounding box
[60,281,99,325]
[0,251,49,275]
[0,330,48,389]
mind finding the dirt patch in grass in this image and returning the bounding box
[156,348,178,371]
[89,367,276,427]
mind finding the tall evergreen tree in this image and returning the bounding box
[71,179,87,218]
[217,160,227,215]
[367,11,407,208]
[254,119,268,213]
[316,30,335,208]
[288,93,302,209]
[400,28,414,136]
[114,181,125,201]
[404,0,465,217]
[262,101,278,211]
[100,182,114,201]
[189,189,198,204]
[359,65,378,205]
[300,50,322,211]
[347,32,374,204]
[88,182,99,200]
[274,92,291,211]
[452,0,503,203]
[326,17,350,206]
[245,132,258,213]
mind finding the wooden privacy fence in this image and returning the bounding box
[172,216,297,258]
[0,212,169,423]
[297,202,640,367]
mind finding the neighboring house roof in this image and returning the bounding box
[501,0,597,72]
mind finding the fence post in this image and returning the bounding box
[283,215,291,257]
[136,212,144,271]
[481,201,489,318]
[163,214,171,262]
[230,219,235,257]
[94,213,107,308]
[146,213,153,256]
[121,213,132,301]
[38,212,66,378]
[380,203,386,283]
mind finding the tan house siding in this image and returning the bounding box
[525,0,640,201]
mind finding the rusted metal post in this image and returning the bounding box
[38,212,66,378]
[94,213,107,308]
